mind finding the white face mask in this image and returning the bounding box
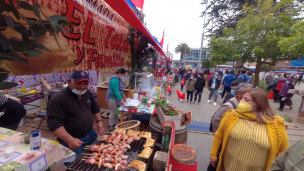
[191,77,193,79]
[71,80,87,96]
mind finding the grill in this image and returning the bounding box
[66,134,158,171]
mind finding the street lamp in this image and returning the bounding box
[198,0,208,70]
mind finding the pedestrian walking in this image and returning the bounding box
[207,70,222,105]
[186,69,193,81]
[174,68,179,83]
[186,74,196,104]
[272,77,284,103]
[193,72,205,104]
[180,78,186,91]
[297,73,303,85]
[209,88,289,171]
[221,70,236,99]
[278,78,295,111]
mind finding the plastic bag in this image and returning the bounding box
[268,91,274,100]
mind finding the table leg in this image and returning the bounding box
[120,111,124,123]
[40,98,45,111]
[128,112,131,121]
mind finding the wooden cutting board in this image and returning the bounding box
[171,144,196,165]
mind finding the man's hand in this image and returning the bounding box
[67,138,83,150]
[210,158,217,167]
[123,95,126,101]
[97,121,104,134]
[120,99,125,106]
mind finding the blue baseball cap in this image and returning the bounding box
[71,71,89,82]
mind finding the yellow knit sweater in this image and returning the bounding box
[210,109,289,171]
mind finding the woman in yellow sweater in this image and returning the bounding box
[209,88,289,171]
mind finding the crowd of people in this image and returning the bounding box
[172,67,304,171]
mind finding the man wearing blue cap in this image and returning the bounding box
[47,71,104,157]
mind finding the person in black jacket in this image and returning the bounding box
[193,72,206,104]
[207,70,222,105]
[0,95,26,130]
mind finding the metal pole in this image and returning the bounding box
[198,0,208,70]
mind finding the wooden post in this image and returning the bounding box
[120,111,124,123]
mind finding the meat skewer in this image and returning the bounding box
[91,156,128,165]
[84,157,129,170]
[87,152,128,159]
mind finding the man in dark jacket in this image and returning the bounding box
[207,70,222,105]
[297,74,303,85]
[0,95,26,130]
[221,70,236,99]
[222,79,246,104]
[193,72,206,104]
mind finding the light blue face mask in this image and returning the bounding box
[286,81,290,84]
[231,90,235,96]
[215,72,218,75]
[71,80,87,96]
[120,76,124,80]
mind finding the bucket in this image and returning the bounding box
[148,114,187,148]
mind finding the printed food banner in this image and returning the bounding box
[1,0,132,76]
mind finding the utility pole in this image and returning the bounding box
[198,0,208,70]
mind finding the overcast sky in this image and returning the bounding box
[143,0,208,60]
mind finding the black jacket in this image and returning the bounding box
[0,99,26,130]
[195,77,206,90]
[207,75,222,90]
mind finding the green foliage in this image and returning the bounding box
[155,90,178,116]
[278,21,304,58]
[209,0,302,86]
[201,57,215,69]
[127,27,157,89]
[284,115,294,123]
[175,43,191,67]
[0,0,75,90]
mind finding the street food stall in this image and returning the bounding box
[0,0,195,169]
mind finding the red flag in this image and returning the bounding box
[160,30,164,47]
[166,44,169,54]
[59,75,63,79]
[19,80,24,84]
[131,0,144,9]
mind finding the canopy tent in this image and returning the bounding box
[104,0,170,61]
[290,58,304,67]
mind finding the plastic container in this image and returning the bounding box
[4,145,15,157]
[133,93,138,100]
[147,101,151,107]
[21,87,26,93]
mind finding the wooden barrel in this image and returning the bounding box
[148,114,187,148]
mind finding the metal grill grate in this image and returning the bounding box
[66,134,158,171]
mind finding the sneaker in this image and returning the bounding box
[207,100,210,103]
[278,108,283,111]
[193,101,195,104]
[214,102,216,106]
[107,126,116,133]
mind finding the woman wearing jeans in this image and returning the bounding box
[106,68,127,132]
[207,70,222,105]
[186,74,196,104]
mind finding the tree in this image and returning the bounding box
[278,21,304,58]
[209,0,302,87]
[201,0,259,37]
[201,57,215,70]
[175,43,191,67]
[0,0,74,90]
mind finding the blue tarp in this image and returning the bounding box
[290,58,304,67]
[192,65,198,67]
[187,121,211,132]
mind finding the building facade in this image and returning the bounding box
[182,48,211,66]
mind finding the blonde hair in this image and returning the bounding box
[241,88,275,123]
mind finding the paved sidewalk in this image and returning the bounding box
[166,82,304,170]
